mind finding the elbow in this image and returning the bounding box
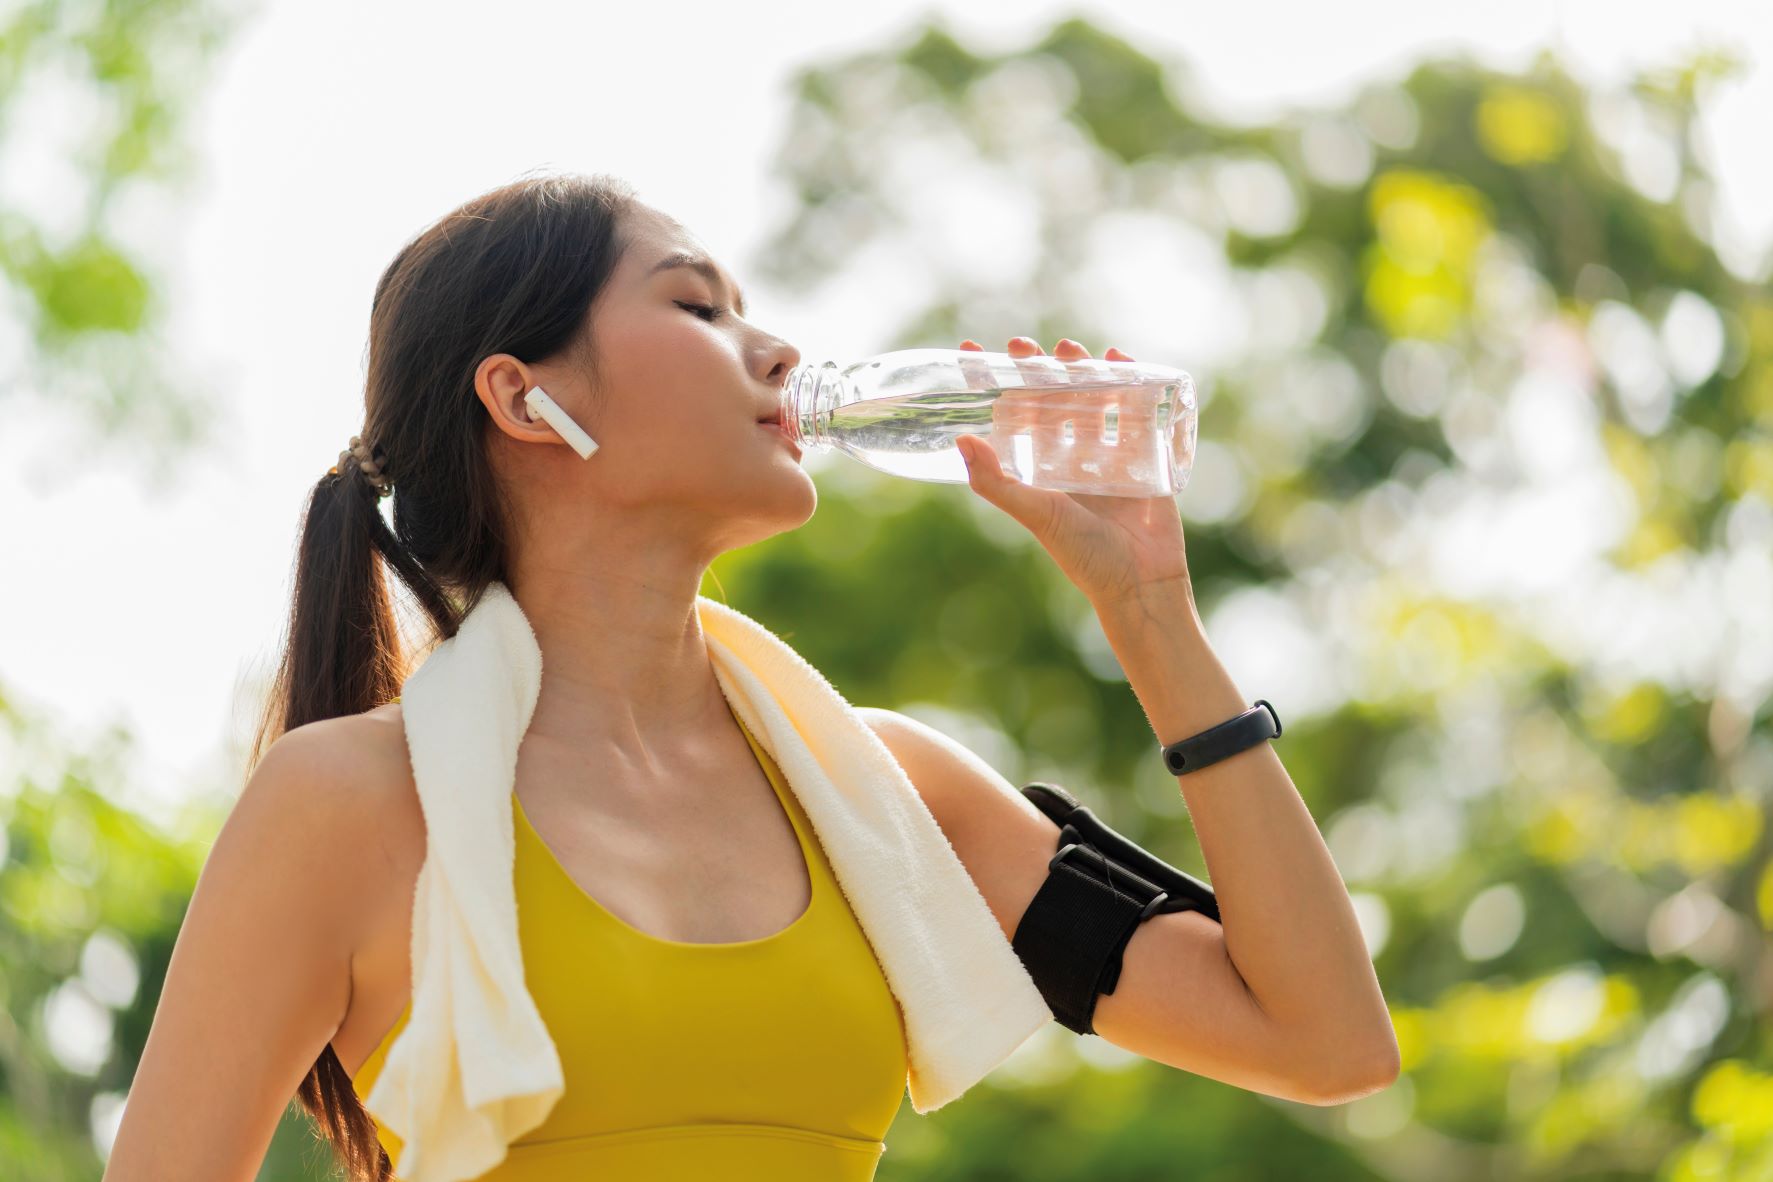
[1304,1038,1401,1107]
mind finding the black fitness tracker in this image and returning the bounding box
[1160,699,1282,775]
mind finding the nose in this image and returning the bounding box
[759,335,801,388]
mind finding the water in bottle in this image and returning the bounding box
[774,347,1197,498]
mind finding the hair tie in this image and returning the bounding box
[328,434,392,498]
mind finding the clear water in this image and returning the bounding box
[813,378,1194,497]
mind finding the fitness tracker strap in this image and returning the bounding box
[1160,699,1282,775]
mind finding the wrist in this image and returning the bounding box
[1091,576,1203,638]
[1091,583,1255,758]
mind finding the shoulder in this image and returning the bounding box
[268,703,415,818]
[854,705,1060,942]
[855,705,1043,820]
[250,704,426,907]
[854,705,977,820]
[271,699,403,765]
[102,703,418,1177]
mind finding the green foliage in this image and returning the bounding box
[0,0,249,458]
[0,0,336,1177]
[739,13,1773,1182]
[7,5,1770,1180]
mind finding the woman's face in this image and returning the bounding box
[482,202,814,562]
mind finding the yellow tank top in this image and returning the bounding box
[349,703,910,1180]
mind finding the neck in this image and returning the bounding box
[502,561,732,773]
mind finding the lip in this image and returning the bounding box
[758,420,801,456]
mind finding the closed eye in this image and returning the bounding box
[676,301,727,323]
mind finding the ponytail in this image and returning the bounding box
[243,169,637,1180]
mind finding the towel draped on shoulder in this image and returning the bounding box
[362,580,1052,1182]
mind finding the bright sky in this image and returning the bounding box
[2,0,1768,827]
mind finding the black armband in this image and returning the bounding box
[1010,782,1219,1036]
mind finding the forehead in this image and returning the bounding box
[623,209,746,314]
[621,206,711,267]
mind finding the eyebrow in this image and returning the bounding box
[648,249,747,317]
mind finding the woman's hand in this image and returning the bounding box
[954,336,1192,610]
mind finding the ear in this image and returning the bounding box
[475,354,551,441]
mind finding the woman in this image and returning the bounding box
[105,171,1397,1181]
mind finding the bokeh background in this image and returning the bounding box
[3,0,1771,1178]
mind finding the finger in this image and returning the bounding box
[954,339,1003,460]
[1101,347,1136,458]
[1054,338,1093,360]
[1116,379,1161,464]
[1005,338,1066,484]
[994,337,1041,478]
[957,431,1059,542]
[1053,339,1105,480]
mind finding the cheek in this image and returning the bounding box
[633,316,737,384]
[577,314,746,446]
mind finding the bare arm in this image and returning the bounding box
[1093,582,1400,1091]
[860,706,1380,1106]
[103,723,381,1180]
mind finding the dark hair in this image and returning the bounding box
[248,169,639,1181]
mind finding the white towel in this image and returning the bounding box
[362,580,1052,1182]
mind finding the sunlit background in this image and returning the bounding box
[3,0,1771,1177]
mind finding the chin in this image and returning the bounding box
[759,472,818,536]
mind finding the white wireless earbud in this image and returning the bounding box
[523,385,599,459]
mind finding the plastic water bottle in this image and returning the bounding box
[775,347,1197,498]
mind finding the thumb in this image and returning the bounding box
[957,432,1005,487]
[958,433,1057,539]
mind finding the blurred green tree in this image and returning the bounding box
[0,0,245,471]
[718,15,1773,1182]
[9,6,1772,1182]
[0,0,331,1179]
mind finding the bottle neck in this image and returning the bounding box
[780,361,841,447]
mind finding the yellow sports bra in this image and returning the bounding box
[348,701,910,1180]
